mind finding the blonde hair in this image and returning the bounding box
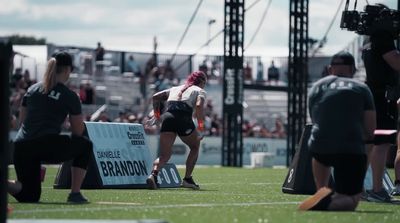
[42,58,58,94]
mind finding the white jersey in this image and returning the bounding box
[167,85,206,108]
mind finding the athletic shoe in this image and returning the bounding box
[298,187,333,211]
[146,174,158,190]
[367,189,392,203]
[67,192,89,204]
[360,190,370,201]
[391,184,400,196]
[181,176,200,190]
[7,180,21,195]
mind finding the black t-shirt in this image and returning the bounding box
[15,82,82,142]
[308,75,375,154]
[363,33,398,90]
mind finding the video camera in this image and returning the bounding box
[340,0,400,37]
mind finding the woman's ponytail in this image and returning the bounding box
[42,58,57,94]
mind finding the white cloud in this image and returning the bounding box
[2,0,398,57]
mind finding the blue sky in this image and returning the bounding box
[1,0,397,57]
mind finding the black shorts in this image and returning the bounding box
[373,90,397,128]
[311,153,367,196]
[160,110,195,136]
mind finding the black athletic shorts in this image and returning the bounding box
[311,153,367,196]
[160,110,195,136]
[372,89,397,145]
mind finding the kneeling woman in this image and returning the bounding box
[8,52,93,203]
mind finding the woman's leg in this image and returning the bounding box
[152,132,176,174]
[69,136,92,193]
[180,131,200,178]
[12,141,42,202]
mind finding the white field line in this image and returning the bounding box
[41,182,281,189]
[200,182,281,185]
[14,201,300,214]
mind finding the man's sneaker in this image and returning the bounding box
[67,192,89,204]
[391,184,400,196]
[181,176,200,190]
[146,174,158,190]
[367,189,392,203]
[360,190,370,201]
[298,187,333,211]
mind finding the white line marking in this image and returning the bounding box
[13,201,299,214]
[97,201,141,205]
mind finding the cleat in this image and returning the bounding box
[391,184,400,196]
[367,189,392,203]
[67,192,89,204]
[181,176,200,190]
[146,174,158,190]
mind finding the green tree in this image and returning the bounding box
[7,34,46,45]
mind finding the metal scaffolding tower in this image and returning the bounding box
[287,0,309,165]
[222,0,245,167]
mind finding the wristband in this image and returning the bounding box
[154,110,161,119]
[198,120,204,131]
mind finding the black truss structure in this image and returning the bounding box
[287,0,309,166]
[222,0,245,167]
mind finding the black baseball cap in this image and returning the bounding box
[330,51,355,67]
[53,51,73,71]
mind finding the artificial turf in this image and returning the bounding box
[7,166,400,223]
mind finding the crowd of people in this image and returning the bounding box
[9,41,287,138]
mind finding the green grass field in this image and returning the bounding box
[7,166,400,223]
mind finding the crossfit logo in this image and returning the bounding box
[126,131,145,146]
[287,168,294,183]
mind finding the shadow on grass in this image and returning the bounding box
[9,201,90,206]
[160,188,219,192]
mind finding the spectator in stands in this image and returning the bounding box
[79,84,86,103]
[95,42,105,62]
[82,81,95,105]
[244,62,253,82]
[211,60,221,80]
[127,55,141,77]
[23,69,34,90]
[145,54,157,83]
[164,59,176,81]
[256,60,264,83]
[127,114,137,123]
[210,113,221,136]
[259,124,272,138]
[267,60,280,85]
[94,42,105,76]
[242,120,254,137]
[7,52,93,204]
[146,71,207,190]
[271,118,286,138]
[94,111,111,122]
[362,4,400,200]
[298,51,376,211]
[9,72,26,118]
[114,111,129,123]
[199,60,208,77]
[10,68,23,88]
